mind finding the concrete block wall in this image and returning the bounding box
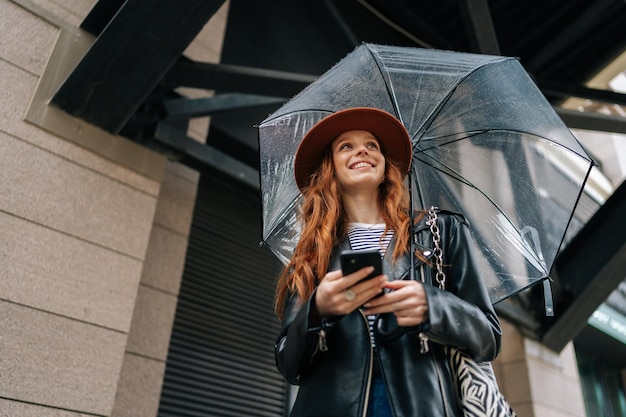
[0,0,227,415]
[109,4,228,416]
[494,320,587,417]
[0,0,162,415]
[110,162,200,417]
[0,0,227,417]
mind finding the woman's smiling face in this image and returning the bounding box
[331,130,386,192]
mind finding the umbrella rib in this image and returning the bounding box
[365,45,403,121]
[413,152,523,233]
[413,152,474,188]
[413,128,579,274]
[409,58,506,142]
[546,161,594,273]
[264,195,302,238]
[413,152,549,276]
[416,128,592,163]
[414,130,486,152]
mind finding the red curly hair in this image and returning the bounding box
[275,147,423,319]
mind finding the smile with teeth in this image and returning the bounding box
[350,161,374,169]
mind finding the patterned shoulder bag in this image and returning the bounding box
[423,206,517,417]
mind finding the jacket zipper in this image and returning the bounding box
[317,329,328,352]
[419,332,430,353]
[418,264,451,416]
[314,312,375,416]
[360,310,374,417]
[418,265,431,354]
[430,349,453,417]
[309,328,329,365]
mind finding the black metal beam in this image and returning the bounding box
[80,0,126,35]
[161,94,286,121]
[538,80,626,106]
[323,0,360,47]
[555,109,626,135]
[153,122,259,189]
[542,180,626,352]
[51,0,227,134]
[162,62,626,135]
[524,0,617,74]
[162,61,317,98]
[457,0,501,55]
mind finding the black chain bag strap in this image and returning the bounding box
[422,206,517,417]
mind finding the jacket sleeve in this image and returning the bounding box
[274,290,335,385]
[421,215,502,362]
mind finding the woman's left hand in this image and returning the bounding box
[362,280,428,327]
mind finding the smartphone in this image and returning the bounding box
[340,249,383,281]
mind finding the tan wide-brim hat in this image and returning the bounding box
[294,107,412,190]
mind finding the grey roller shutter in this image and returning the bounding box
[158,173,287,417]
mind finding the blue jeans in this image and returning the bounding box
[367,376,393,417]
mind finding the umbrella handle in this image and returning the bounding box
[520,226,554,317]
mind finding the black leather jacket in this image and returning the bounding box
[275,210,502,417]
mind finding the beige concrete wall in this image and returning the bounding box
[110,162,199,417]
[1,0,229,414]
[494,320,587,417]
[0,0,162,415]
[1,0,228,413]
[110,4,229,417]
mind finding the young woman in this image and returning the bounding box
[274,107,502,417]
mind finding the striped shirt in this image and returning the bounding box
[347,223,393,349]
[347,223,393,255]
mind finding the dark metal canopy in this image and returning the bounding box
[49,0,626,349]
[53,0,626,165]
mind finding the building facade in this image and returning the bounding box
[1,1,623,416]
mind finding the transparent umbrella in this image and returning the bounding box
[257,43,593,304]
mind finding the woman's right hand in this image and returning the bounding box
[314,267,387,318]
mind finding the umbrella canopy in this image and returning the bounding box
[257,43,593,304]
